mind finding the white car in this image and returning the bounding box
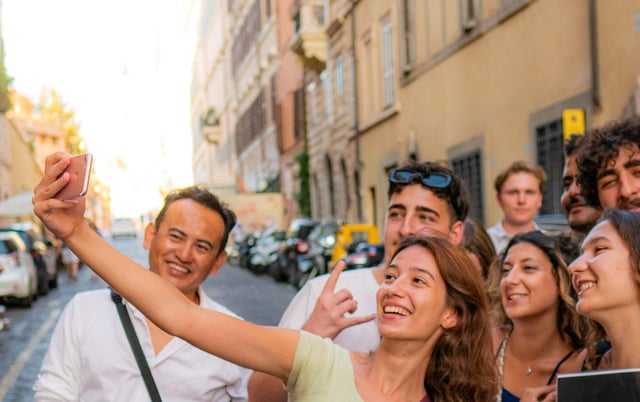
[0,231,38,307]
[110,217,138,239]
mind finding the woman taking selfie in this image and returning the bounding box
[569,208,640,370]
[488,231,588,402]
[34,153,497,402]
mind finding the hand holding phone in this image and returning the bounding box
[53,154,93,200]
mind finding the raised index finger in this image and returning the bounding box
[320,260,347,296]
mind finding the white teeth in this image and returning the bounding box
[170,263,188,273]
[383,306,410,316]
[508,294,526,300]
[579,282,596,293]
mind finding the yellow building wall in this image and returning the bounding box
[355,0,640,228]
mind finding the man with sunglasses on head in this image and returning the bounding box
[247,160,469,401]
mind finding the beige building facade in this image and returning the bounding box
[346,0,640,229]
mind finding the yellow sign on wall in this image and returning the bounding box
[562,109,586,139]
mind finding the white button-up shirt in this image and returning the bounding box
[34,288,249,401]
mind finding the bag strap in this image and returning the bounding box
[111,289,162,402]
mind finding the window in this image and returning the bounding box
[461,0,479,33]
[451,150,484,224]
[320,70,332,120]
[307,81,318,127]
[381,19,395,107]
[400,0,415,73]
[536,120,564,215]
[335,55,345,100]
[326,155,336,217]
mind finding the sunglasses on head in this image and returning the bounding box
[388,168,452,188]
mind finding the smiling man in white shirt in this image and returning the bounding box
[33,186,249,402]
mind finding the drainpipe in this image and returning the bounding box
[350,0,363,222]
[589,0,601,109]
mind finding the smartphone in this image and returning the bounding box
[54,153,93,200]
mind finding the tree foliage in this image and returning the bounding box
[0,47,14,113]
[38,89,85,154]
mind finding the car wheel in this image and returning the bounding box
[37,270,50,296]
[49,275,58,289]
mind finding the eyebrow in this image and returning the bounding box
[388,203,441,218]
[580,235,608,253]
[597,159,640,180]
[168,227,215,250]
[412,267,436,282]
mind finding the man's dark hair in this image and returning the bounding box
[387,160,469,223]
[564,133,585,158]
[576,117,640,207]
[154,186,237,256]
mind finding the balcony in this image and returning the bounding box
[202,125,222,145]
[290,1,327,72]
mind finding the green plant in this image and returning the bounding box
[0,50,14,113]
[294,151,311,217]
[203,107,220,126]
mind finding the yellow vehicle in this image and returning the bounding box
[329,223,380,268]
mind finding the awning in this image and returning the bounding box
[0,191,35,218]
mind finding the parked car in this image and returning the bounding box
[110,217,138,238]
[0,231,38,307]
[328,223,381,269]
[343,242,385,270]
[0,222,58,294]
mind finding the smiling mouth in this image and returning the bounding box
[169,263,189,274]
[507,293,527,301]
[383,305,410,316]
[578,281,596,295]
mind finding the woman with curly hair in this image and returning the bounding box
[488,231,588,402]
[33,157,498,402]
[568,208,640,370]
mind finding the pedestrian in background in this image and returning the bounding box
[487,160,546,253]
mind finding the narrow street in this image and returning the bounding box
[0,236,297,401]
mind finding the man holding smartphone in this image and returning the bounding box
[34,177,250,401]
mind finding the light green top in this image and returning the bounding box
[287,331,364,401]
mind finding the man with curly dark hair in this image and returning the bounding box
[576,117,640,211]
[561,134,601,243]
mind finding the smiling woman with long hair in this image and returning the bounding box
[569,208,640,370]
[488,231,588,402]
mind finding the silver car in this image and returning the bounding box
[0,231,38,307]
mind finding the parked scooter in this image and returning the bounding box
[238,231,261,269]
[248,225,286,275]
[287,220,339,289]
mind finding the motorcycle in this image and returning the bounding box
[248,226,286,275]
[287,220,340,289]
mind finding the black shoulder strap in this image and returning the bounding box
[111,289,162,402]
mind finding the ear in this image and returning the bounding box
[142,222,156,251]
[448,220,464,245]
[209,250,227,276]
[440,306,458,330]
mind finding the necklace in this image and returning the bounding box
[496,331,575,402]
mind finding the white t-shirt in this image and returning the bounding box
[34,288,250,401]
[279,267,380,353]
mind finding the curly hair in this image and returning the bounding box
[487,231,588,351]
[575,117,640,207]
[582,209,640,368]
[154,185,237,256]
[387,160,469,225]
[390,236,497,402]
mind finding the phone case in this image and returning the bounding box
[54,154,93,200]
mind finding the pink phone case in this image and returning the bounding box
[54,154,93,200]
